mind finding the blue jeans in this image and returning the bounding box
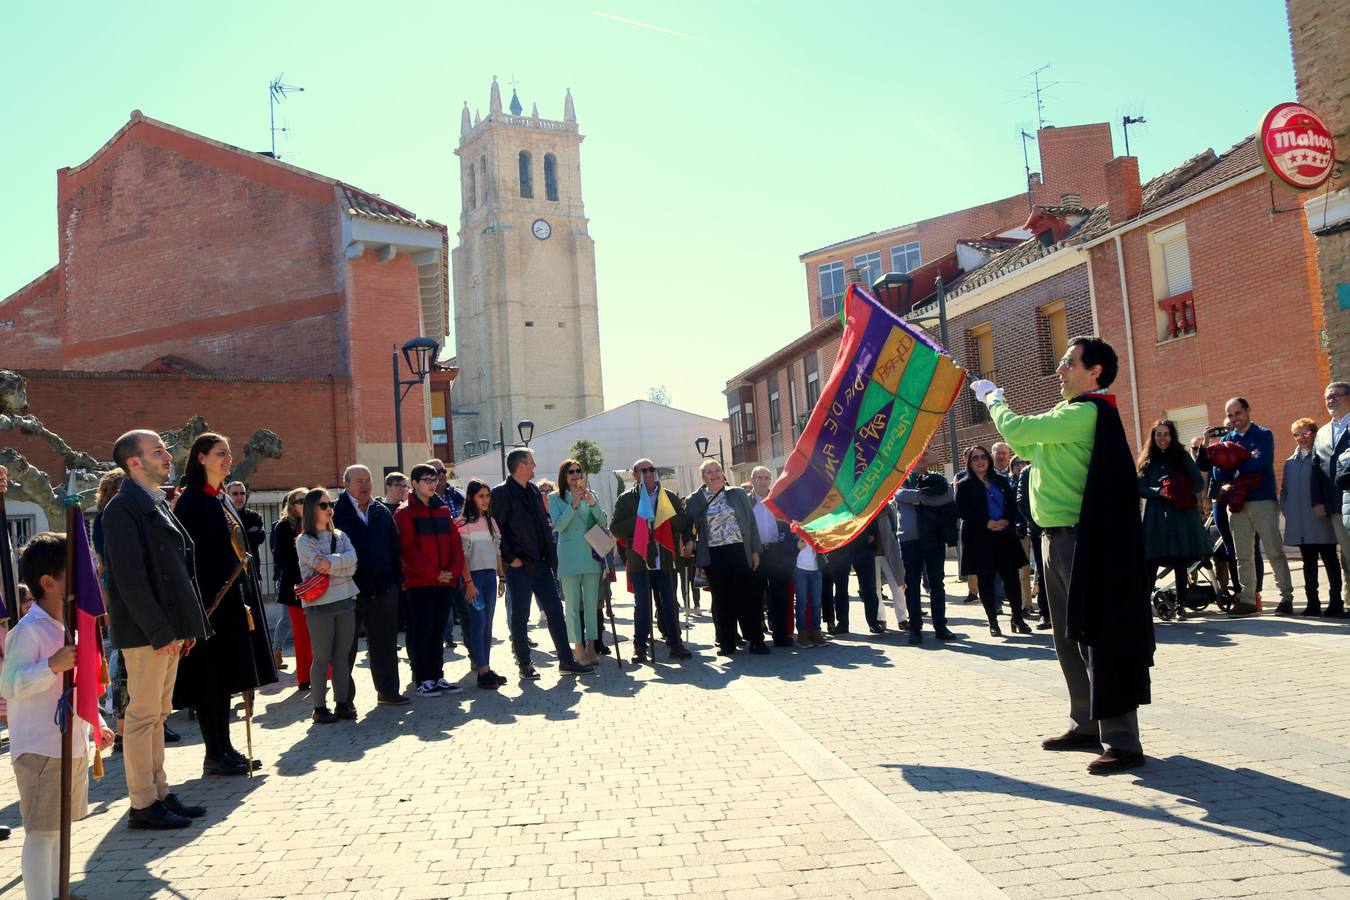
[504,563,576,670]
[631,566,680,651]
[273,604,293,650]
[793,568,822,634]
[466,570,497,670]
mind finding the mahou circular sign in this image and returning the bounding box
[1259,102,1335,191]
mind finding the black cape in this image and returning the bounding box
[1065,395,1155,720]
[172,486,277,709]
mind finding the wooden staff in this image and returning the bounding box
[0,482,19,630]
[59,476,79,900]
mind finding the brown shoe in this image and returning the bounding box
[1228,603,1259,618]
[669,642,693,660]
[797,634,813,648]
[1041,730,1103,752]
[810,631,829,647]
[1088,748,1145,774]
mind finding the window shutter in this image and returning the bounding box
[1161,235,1193,298]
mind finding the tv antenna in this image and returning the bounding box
[1020,129,1036,209]
[1012,64,1081,130]
[268,74,305,158]
[1122,114,1147,156]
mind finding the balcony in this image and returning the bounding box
[1158,291,1196,341]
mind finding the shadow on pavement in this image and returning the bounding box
[893,756,1350,871]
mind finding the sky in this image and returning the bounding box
[0,1,1297,419]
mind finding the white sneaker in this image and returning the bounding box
[415,681,441,697]
[435,678,463,695]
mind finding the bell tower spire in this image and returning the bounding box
[489,75,502,114]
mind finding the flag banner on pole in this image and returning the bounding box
[765,283,965,552]
[72,518,106,734]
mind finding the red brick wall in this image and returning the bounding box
[10,371,354,491]
[54,119,344,375]
[914,194,1031,273]
[938,264,1095,466]
[0,268,62,369]
[1089,173,1329,465]
[1032,123,1115,208]
[345,251,428,448]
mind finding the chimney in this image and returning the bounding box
[1060,192,1081,207]
[1105,156,1142,224]
[845,266,863,284]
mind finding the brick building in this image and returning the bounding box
[0,111,455,491]
[1287,0,1350,381]
[726,123,1115,479]
[912,135,1327,471]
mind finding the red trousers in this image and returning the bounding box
[288,605,314,685]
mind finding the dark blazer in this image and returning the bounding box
[271,518,302,607]
[956,472,1027,573]
[239,506,266,558]
[172,486,276,708]
[490,478,558,573]
[1315,420,1350,512]
[333,491,402,595]
[102,479,210,650]
[1015,465,1040,538]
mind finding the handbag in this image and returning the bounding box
[295,533,336,605]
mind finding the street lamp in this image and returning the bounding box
[693,435,725,469]
[517,420,535,447]
[871,272,913,314]
[477,438,491,456]
[392,336,440,474]
[464,441,475,459]
[901,274,960,476]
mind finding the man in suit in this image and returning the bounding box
[333,465,408,705]
[102,430,211,829]
[1314,381,1350,616]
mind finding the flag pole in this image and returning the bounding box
[0,488,18,630]
[59,473,80,900]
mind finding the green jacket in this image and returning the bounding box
[990,397,1096,528]
[548,491,607,577]
[610,486,689,572]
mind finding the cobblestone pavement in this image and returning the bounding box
[3,563,1349,899]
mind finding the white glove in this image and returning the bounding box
[969,379,1002,404]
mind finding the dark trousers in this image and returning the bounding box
[1151,563,1190,593]
[1028,530,1048,620]
[900,540,947,633]
[706,544,765,651]
[975,560,1024,626]
[443,588,468,644]
[505,563,577,670]
[821,567,850,629]
[407,585,452,684]
[195,691,233,759]
[345,584,401,702]
[854,554,881,628]
[632,566,680,652]
[757,571,794,643]
[1299,544,1341,610]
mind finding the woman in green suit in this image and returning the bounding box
[548,458,607,666]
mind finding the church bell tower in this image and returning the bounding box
[450,77,604,453]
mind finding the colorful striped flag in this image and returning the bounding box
[71,517,106,736]
[765,283,965,551]
[631,486,678,563]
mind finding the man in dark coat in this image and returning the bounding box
[972,336,1154,775]
[611,458,693,662]
[333,465,407,705]
[102,429,211,827]
[226,481,266,559]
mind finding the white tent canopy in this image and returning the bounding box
[453,400,733,515]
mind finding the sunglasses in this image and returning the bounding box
[566,468,583,475]
[316,501,332,510]
[970,455,990,461]
[637,466,656,474]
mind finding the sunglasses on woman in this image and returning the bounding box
[316,501,332,510]
[566,468,583,475]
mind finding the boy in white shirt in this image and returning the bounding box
[0,532,114,900]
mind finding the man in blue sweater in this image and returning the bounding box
[1194,397,1292,617]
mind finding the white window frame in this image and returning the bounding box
[890,241,921,274]
[818,261,845,318]
[853,251,883,288]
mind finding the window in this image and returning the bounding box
[817,261,846,318]
[480,154,489,200]
[1150,222,1197,341]
[787,367,800,436]
[518,150,534,198]
[467,162,477,209]
[729,404,744,445]
[1166,404,1210,448]
[853,251,883,288]
[968,323,995,423]
[1040,299,1068,374]
[544,153,559,201]
[804,352,820,409]
[890,241,921,274]
[769,389,781,435]
[772,433,783,458]
[743,400,756,443]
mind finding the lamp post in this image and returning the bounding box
[477,438,491,456]
[517,420,535,447]
[463,441,475,459]
[694,435,725,469]
[392,336,440,475]
[875,272,961,475]
[494,419,534,480]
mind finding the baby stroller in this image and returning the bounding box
[1150,522,1239,621]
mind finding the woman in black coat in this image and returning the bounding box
[172,433,277,776]
[956,445,1030,637]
